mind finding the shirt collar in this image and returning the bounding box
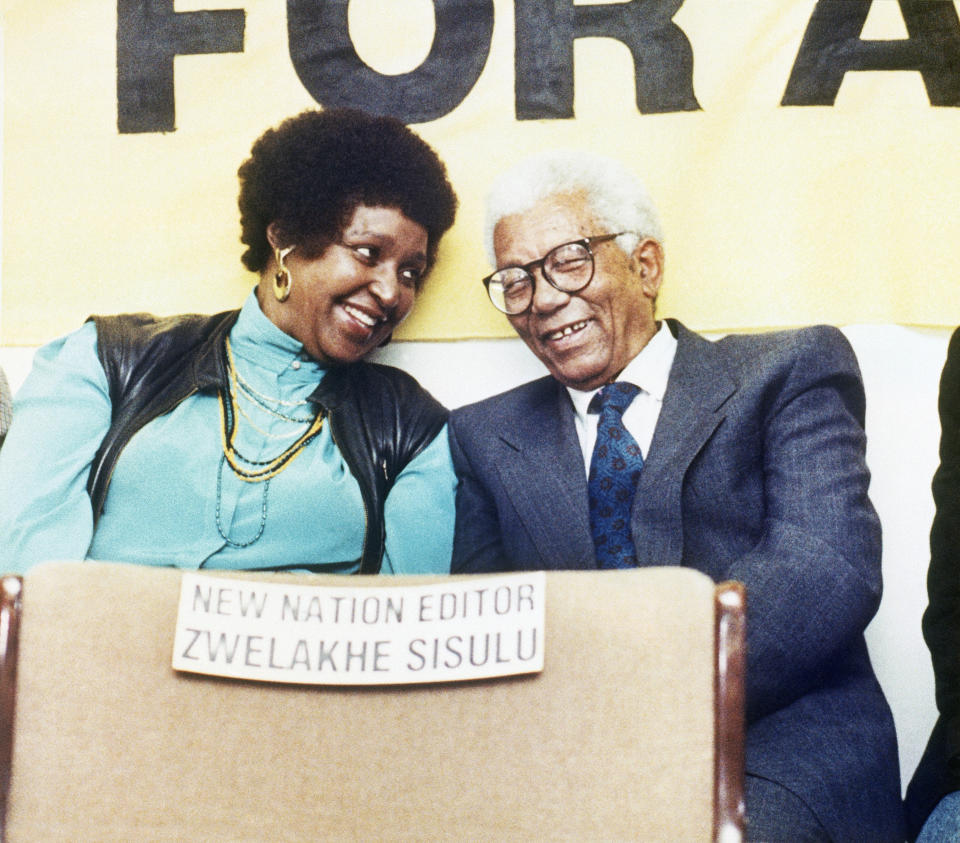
[228,289,327,381]
[566,321,677,417]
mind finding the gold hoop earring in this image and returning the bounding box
[273,246,295,302]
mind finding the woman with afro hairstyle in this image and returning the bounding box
[0,108,460,575]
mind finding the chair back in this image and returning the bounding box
[0,561,744,841]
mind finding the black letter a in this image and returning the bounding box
[783,0,960,106]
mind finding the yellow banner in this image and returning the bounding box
[5,0,960,345]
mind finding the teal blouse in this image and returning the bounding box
[0,293,456,574]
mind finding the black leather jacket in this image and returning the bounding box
[86,309,448,573]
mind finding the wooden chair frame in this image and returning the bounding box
[714,580,747,841]
[0,576,19,842]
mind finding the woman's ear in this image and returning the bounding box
[266,221,286,251]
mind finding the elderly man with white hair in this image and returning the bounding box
[448,149,904,841]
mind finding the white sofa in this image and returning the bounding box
[0,324,950,793]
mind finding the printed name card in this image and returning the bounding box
[173,572,545,685]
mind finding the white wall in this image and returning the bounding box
[0,324,951,792]
[846,326,945,792]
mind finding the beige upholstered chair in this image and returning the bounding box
[0,561,745,841]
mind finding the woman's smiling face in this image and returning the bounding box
[260,205,429,364]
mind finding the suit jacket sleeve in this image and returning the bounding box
[718,328,883,722]
[923,327,960,761]
[448,415,509,573]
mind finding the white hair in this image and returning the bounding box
[483,148,664,266]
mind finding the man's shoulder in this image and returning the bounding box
[710,323,848,354]
[702,323,856,375]
[450,375,559,428]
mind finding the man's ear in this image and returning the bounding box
[632,237,665,299]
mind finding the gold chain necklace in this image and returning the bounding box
[233,360,311,407]
[220,338,326,483]
[233,394,315,441]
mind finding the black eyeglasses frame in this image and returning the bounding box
[482,232,628,315]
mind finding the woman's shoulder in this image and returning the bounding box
[319,362,448,459]
[325,361,445,411]
[11,320,110,426]
[92,310,239,398]
[31,320,102,380]
[90,310,238,359]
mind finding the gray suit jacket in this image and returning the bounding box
[449,320,903,841]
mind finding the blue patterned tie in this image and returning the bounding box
[588,382,643,568]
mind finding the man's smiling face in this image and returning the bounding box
[494,191,662,391]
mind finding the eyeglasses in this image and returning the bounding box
[482,233,627,315]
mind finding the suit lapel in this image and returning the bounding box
[495,379,596,569]
[632,321,737,567]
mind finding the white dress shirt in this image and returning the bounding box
[566,322,677,475]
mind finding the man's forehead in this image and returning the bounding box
[494,191,598,256]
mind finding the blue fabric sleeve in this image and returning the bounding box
[0,322,111,572]
[379,423,456,574]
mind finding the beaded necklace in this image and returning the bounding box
[215,456,269,548]
[219,338,326,482]
[215,338,326,547]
